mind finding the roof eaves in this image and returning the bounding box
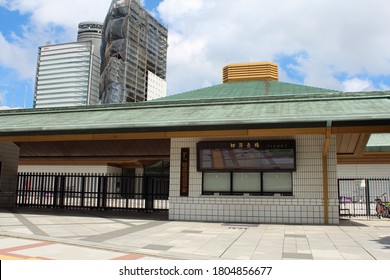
[1,90,389,118]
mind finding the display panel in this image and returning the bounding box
[263,172,293,193]
[232,172,261,192]
[203,172,231,192]
[197,140,296,171]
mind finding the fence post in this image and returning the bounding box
[337,179,340,216]
[97,175,102,209]
[365,179,371,218]
[53,175,59,208]
[15,173,22,206]
[80,175,85,208]
[144,176,153,211]
[102,175,108,209]
[60,175,66,208]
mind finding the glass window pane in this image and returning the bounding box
[233,173,261,192]
[203,172,230,192]
[263,172,292,192]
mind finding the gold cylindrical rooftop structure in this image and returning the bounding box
[223,62,278,83]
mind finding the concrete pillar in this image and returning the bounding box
[0,143,20,207]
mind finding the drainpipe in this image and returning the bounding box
[322,121,332,225]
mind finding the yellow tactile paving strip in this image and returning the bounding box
[0,253,44,260]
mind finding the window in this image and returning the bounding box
[233,173,261,193]
[263,172,292,194]
[202,171,292,196]
[203,173,230,193]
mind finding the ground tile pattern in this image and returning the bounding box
[0,209,389,260]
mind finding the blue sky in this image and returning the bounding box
[0,7,30,107]
[1,0,390,108]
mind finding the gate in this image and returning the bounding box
[338,177,390,218]
[16,173,169,212]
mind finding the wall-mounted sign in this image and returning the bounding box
[180,148,190,196]
[197,140,296,171]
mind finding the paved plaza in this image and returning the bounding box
[0,208,389,260]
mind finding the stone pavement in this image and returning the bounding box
[0,208,389,260]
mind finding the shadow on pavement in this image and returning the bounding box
[0,207,169,221]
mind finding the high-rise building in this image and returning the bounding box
[34,22,103,108]
[100,0,168,103]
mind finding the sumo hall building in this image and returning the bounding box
[1,62,390,225]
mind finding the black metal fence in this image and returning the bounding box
[338,177,390,218]
[16,172,169,212]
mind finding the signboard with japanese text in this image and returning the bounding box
[197,140,296,171]
[180,148,190,196]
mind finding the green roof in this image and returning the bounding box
[365,134,390,152]
[0,89,389,137]
[153,80,339,102]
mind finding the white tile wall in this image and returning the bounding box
[169,135,339,225]
[0,143,20,207]
[338,164,390,178]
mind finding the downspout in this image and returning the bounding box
[322,121,332,225]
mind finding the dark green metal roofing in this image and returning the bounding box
[365,134,390,152]
[0,90,390,137]
[152,80,339,102]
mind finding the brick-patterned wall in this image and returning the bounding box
[338,164,390,178]
[169,135,339,224]
[0,143,20,207]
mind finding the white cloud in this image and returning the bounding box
[2,0,390,100]
[1,0,110,29]
[157,0,204,24]
[0,33,35,79]
[0,0,112,82]
[343,78,374,92]
[158,0,390,94]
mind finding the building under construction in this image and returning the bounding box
[100,0,168,104]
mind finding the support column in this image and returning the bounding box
[0,143,20,207]
[322,125,332,224]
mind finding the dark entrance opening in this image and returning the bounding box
[16,139,171,213]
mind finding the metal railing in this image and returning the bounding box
[16,172,169,212]
[338,177,390,218]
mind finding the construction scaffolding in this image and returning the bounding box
[100,0,168,104]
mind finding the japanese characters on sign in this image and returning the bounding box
[180,148,190,196]
[197,140,296,172]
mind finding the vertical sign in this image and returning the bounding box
[0,162,2,190]
[180,148,190,197]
